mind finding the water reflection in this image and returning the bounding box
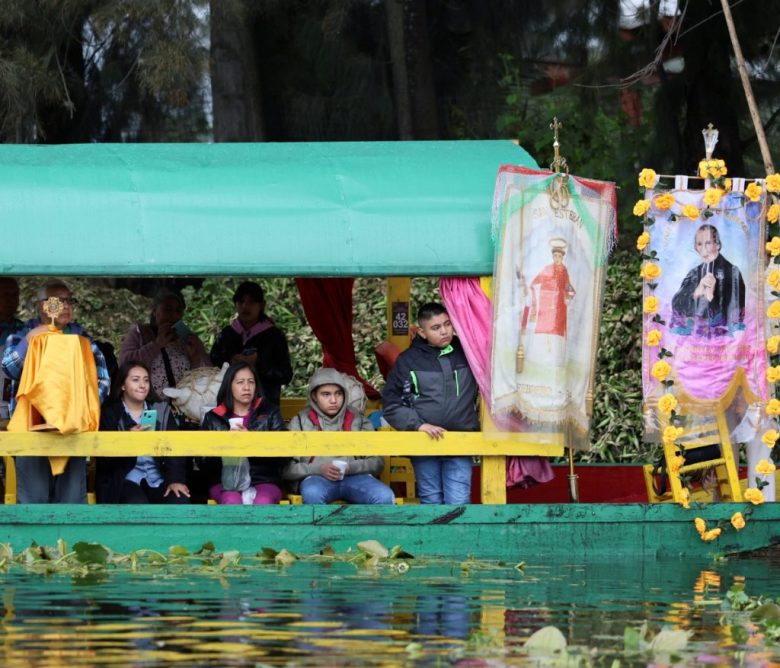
[1,555,779,665]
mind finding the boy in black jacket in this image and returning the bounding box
[382,303,478,504]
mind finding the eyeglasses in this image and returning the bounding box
[40,297,78,306]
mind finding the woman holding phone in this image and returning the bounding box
[210,281,292,406]
[96,360,190,504]
[119,288,210,397]
[200,362,289,504]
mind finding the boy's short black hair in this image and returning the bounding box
[417,302,448,324]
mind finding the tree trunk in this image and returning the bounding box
[385,0,439,139]
[210,0,265,142]
[679,4,745,175]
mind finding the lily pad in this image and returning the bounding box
[73,542,109,565]
[357,540,389,558]
[525,625,567,652]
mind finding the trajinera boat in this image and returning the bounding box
[0,141,777,561]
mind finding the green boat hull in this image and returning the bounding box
[0,503,777,560]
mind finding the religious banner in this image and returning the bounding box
[490,166,616,449]
[639,166,769,429]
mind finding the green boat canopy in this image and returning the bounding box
[0,141,536,277]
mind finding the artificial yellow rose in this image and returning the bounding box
[651,360,672,382]
[766,237,780,257]
[638,168,657,189]
[761,429,780,448]
[682,204,700,220]
[767,398,780,415]
[654,193,675,210]
[698,160,710,179]
[744,487,765,505]
[756,459,776,476]
[658,393,678,415]
[767,366,780,383]
[633,199,651,216]
[768,336,780,354]
[662,425,684,444]
[679,486,690,509]
[701,528,722,542]
[768,270,780,292]
[766,173,780,193]
[646,329,662,347]
[715,160,727,177]
[745,182,763,202]
[768,204,780,224]
[669,454,685,474]
[768,300,780,319]
[640,262,662,280]
[636,231,650,252]
[643,296,659,314]
[730,512,745,531]
[694,517,707,535]
[703,188,723,207]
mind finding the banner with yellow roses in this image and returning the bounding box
[490,166,616,449]
[639,166,769,420]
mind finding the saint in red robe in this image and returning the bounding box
[529,263,575,336]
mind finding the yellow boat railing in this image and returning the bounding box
[0,430,562,504]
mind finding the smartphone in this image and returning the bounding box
[172,320,194,341]
[139,409,157,431]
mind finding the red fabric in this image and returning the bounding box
[308,408,355,431]
[374,341,402,379]
[295,278,380,399]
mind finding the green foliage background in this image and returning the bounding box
[16,260,648,464]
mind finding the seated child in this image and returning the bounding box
[382,302,479,504]
[282,368,394,504]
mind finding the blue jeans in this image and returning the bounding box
[15,456,87,504]
[300,473,395,505]
[412,456,472,504]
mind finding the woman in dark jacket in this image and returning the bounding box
[97,360,190,504]
[209,281,292,406]
[201,361,288,504]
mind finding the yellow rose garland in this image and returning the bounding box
[730,512,745,531]
[654,193,675,210]
[682,204,700,220]
[755,459,776,475]
[638,168,657,189]
[745,182,762,202]
[640,262,662,280]
[744,488,765,505]
[636,231,650,251]
[646,329,662,346]
[766,237,780,257]
[766,173,780,193]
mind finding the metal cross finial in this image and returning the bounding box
[702,123,719,160]
[548,116,569,175]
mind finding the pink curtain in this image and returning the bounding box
[295,278,380,399]
[440,277,554,488]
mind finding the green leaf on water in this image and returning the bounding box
[623,625,640,652]
[388,544,414,559]
[195,541,215,555]
[648,628,690,653]
[73,542,109,565]
[525,625,567,652]
[751,602,780,622]
[730,624,749,645]
[257,547,278,562]
[357,540,389,558]
[274,549,297,566]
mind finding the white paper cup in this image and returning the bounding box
[332,459,348,480]
[228,417,244,430]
